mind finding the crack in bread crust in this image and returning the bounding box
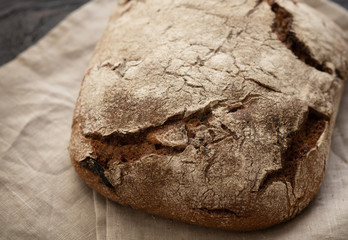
[257,107,328,192]
[80,157,114,189]
[267,0,333,74]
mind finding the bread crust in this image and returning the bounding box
[69,0,348,231]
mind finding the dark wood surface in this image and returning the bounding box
[334,0,348,8]
[0,0,90,66]
[0,0,347,67]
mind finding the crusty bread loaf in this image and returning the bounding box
[69,0,348,231]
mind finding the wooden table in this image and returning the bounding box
[0,0,347,66]
[0,0,89,66]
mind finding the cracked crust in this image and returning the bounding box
[69,0,348,231]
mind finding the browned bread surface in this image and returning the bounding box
[69,0,348,231]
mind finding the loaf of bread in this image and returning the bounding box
[69,0,348,231]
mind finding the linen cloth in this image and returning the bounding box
[0,0,347,239]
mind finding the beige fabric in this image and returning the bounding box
[0,0,347,239]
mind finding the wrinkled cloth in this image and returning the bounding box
[0,0,347,239]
